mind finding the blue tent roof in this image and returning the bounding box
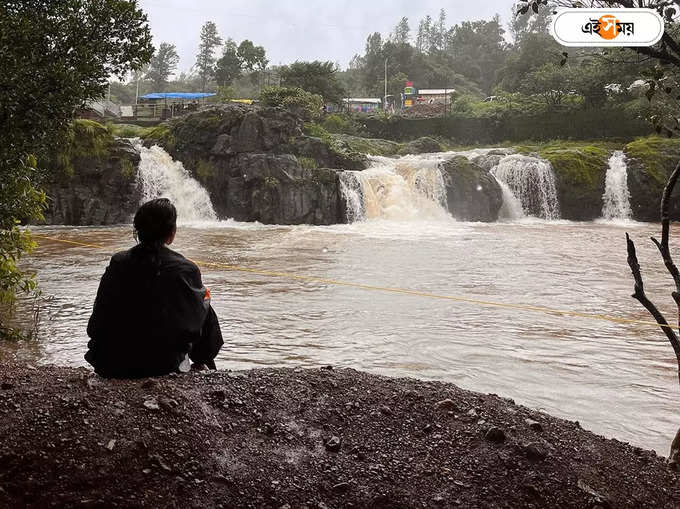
[139,92,216,100]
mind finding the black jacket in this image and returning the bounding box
[85,245,223,378]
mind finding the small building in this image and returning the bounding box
[128,92,217,120]
[342,98,382,113]
[413,89,455,105]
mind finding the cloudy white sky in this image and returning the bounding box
[138,0,517,73]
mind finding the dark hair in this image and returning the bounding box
[132,198,177,275]
[133,198,177,246]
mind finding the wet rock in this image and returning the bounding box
[434,399,457,411]
[577,479,612,509]
[41,137,142,226]
[523,442,547,461]
[440,156,503,222]
[105,439,116,451]
[379,405,392,416]
[397,137,443,155]
[1,382,13,390]
[332,481,350,491]
[525,419,543,432]
[143,398,160,411]
[325,436,342,452]
[484,427,506,444]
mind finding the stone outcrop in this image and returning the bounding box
[440,156,503,222]
[43,138,141,225]
[145,104,361,225]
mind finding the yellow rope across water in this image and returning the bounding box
[31,233,675,330]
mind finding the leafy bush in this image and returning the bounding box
[260,86,324,120]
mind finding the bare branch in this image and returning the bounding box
[626,233,680,383]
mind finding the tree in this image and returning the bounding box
[520,62,570,106]
[0,0,152,338]
[215,38,242,87]
[393,17,410,45]
[280,61,346,104]
[146,43,179,91]
[237,40,268,72]
[196,21,222,92]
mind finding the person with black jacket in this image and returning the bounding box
[85,198,223,378]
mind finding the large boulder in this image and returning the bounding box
[440,156,502,222]
[43,138,141,225]
[206,153,343,225]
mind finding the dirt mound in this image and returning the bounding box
[0,361,678,508]
[400,103,446,118]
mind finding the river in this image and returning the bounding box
[8,217,680,456]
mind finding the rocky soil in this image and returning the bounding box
[1,360,678,508]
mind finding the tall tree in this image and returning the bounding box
[280,60,345,103]
[237,40,268,72]
[416,19,427,53]
[195,21,222,91]
[0,0,152,337]
[146,42,179,91]
[393,17,410,45]
[215,38,242,86]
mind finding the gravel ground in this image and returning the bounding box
[0,360,678,508]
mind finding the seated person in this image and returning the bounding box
[85,198,223,378]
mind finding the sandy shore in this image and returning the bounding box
[0,360,678,508]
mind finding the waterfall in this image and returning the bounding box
[490,154,560,219]
[137,145,217,223]
[339,171,365,222]
[339,155,449,222]
[496,179,525,220]
[601,150,632,220]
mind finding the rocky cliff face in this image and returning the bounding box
[43,138,141,225]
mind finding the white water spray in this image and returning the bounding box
[340,155,449,222]
[137,145,217,223]
[490,154,560,219]
[601,150,632,221]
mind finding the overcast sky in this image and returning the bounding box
[138,0,517,73]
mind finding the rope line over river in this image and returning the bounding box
[32,233,672,331]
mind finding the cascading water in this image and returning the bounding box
[601,150,632,221]
[490,154,560,219]
[340,155,449,222]
[496,180,525,220]
[137,145,217,222]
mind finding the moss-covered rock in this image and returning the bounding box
[440,156,502,222]
[528,142,611,220]
[397,137,444,156]
[624,136,680,221]
[332,134,401,157]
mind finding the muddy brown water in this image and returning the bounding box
[7,218,680,455]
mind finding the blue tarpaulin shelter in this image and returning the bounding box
[139,92,216,100]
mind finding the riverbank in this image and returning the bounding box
[1,360,678,508]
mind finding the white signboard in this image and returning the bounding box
[551,8,664,47]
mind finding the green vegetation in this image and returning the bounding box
[0,0,152,338]
[297,157,318,169]
[142,125,176,151]
[119,158,136,180]
[107,123,148,138]
[333,135,401,157]
[261,86,324,120]
[624,136,680,185]
[196,159,217,180]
